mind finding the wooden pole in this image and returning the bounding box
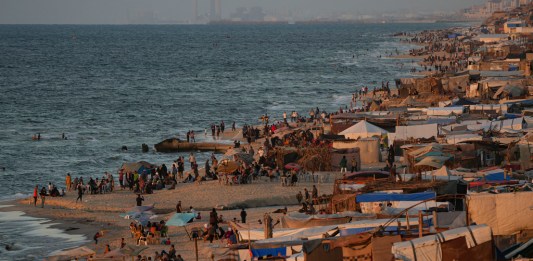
[433,211,438,230]
[406,214,410,235]
[195,237,198,261]
[418,211,423,238]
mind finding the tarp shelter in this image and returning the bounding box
[415,156,451,169]
[426,107,464,116]
[48,246,96,261]
[332,140,377,164]
[467,192,533,235]
[392,225,493,261]
[432,165,452,177]
[338,120,389,140]
[121,161,156,174]
[217,160,240,174]
[493,85,525,99]
[167,213,196,227]
[356,192,435,203]
[390,124,438,144]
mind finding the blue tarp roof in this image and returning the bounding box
[478,172,511,181]
[356,192,436,203]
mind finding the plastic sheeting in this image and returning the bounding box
[467,192,533,236]
[339,120,388,140]
[391,124,438,144]
[426,107,464,116]
[392,225,492,261]
[356,192,436,203]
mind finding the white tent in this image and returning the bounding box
[339,120,389,140]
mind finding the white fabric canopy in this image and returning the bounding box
[339,120,389,140]
[392,225,492,261]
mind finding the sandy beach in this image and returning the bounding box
[4,174,339,260]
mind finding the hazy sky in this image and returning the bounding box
[0,0,486,24]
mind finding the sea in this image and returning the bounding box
[0,22,468,259]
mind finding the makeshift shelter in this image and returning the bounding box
[120,161,156,174]
[217,160,240,174]
[356,192,436,203]
[467,192,533,236]
[392,225,493,261]
[280,212,354,229]
[493,85,525,99]
[338,120,388,140]
[415,156,452,169]
[390,124,438,145]
[332,139,379,164]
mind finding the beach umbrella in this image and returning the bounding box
[284,163,301,171]
[48,246,96,261]
[167,213,196,227]
[217,160,240,174]
[166,213,197,240]
[120,161,156,173]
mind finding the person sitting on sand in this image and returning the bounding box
[104,244,111,254]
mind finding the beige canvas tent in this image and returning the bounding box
[338,120,388,140]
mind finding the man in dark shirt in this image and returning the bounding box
[136,194,144,206]
[240,208,247,224]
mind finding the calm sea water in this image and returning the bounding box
[0,23,463,258]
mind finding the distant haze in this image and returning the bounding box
[0,0,486,24]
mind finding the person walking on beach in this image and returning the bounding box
[240,208,247,224]
[136,194,144,206]
[66,173,71,191]
[339,156,347,173]
[76,184,83,203]
[33,185,38,206]
[304,188,310,203]
[39,186,47,208]
[176,200,182,213]
[189,153,196,169]
[312,185,318,203]
[296,191,303,203]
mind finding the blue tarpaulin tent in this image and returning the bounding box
[356,192,435,203]
[167,213,196,227]
[479,172,510,181]
[251,248,286,257]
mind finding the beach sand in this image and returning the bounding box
[5,174,340,260]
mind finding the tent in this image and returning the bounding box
[493,85,524,99]
[415,156,451,169]
[432,165,452,177]
[48,246,96,261]
[392,225,493,261]
[338,120,388,140]
[217,160,240,174]
[467,192,533,235]
[120,161,156,174]
[356,192,436,203]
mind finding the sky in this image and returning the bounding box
[0,0,487,24]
